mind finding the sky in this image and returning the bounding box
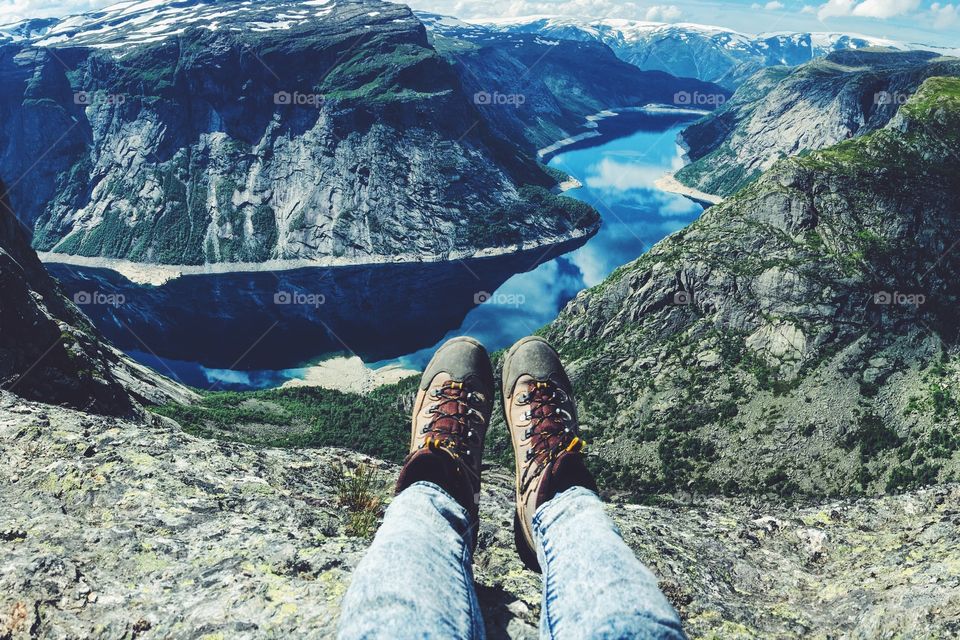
[1,0,958,47]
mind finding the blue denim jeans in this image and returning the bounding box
[339,482,685,639]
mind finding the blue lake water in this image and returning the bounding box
[48,111,704,390]
[383,112,704,370]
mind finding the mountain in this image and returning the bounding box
[537,75,960,498]
[1,390,957,638]
[480,16,949,89]
[420,13,728,151]
[674,49,960,197]
[0,0,601,268]
[0,179,195,414]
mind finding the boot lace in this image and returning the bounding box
[420,380,486,461]
[517,380,585,492]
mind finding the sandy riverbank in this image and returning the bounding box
[280,356,418,394]
[655,173,724,206]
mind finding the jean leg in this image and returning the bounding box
[338,482,486,640]
[533,487,685,640]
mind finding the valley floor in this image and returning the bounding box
[0,393,957,639]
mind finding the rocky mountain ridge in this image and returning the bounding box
[674,49,960,197]
[0,0,730,271]
[540,75,960,499]
[420,12,728,151]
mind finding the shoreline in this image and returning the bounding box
[536,104,710,160]
[40,101,702,288]
[655,173,724,206]
[38,224,597,287]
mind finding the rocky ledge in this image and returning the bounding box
[1,392,957,639]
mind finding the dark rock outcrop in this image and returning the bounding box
[0,179,195,414]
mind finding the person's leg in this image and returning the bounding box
[338,481,485,640]
[502,336,684,639]
[339,336,496,640]
[533,486,684,640]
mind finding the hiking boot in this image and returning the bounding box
[396,337,494,528]
[502,336,597,571]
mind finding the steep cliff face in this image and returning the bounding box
[675,50,960,197]
[0,0,596,267]
[542,76,960,498]
[421,13,729,151]
[0,179,195,414]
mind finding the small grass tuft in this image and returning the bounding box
[322,463,387,538]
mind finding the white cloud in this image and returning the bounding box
[765,1,785,9]
[816,0,921,21]
[801,4,817,13]
[645,4,683,22]
[851,0,920,18]
[0,0,112,24]
[930,2,960,28]
[817,0,857,19]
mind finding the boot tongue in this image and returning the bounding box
[395,448,474,512]
[535,451,599,508]
[432,396,465,441]
[528,383,567,447]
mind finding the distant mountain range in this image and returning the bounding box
[676,49,960,196]
[422,13,960,89]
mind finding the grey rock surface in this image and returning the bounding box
[1,392,958,639]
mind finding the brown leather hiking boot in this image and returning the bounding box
[396,336,494,528]
[502,336,598,570]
